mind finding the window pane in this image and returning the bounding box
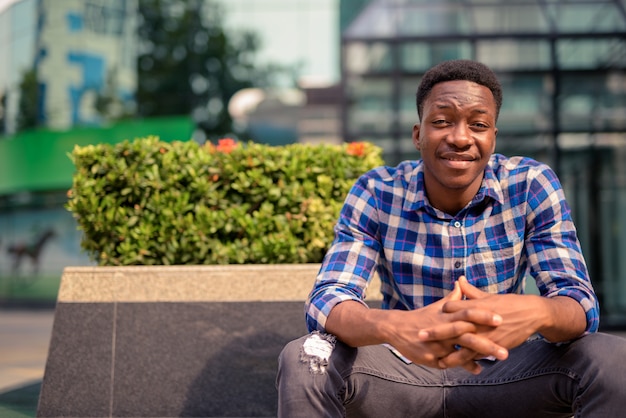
[495,134,554,158]
[345,78,394,134]
[400,77,420,126]
[545,3,626,32]
[498,74,553,133]
[476,40,552,71]
[345,2,472,38]
[559,73,626,131]
[396,4,471,37]
[470,4,550,34]
[401,42,472,72]
[557,39,626,69]
[344,42,394,74]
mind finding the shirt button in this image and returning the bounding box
[454,261,462,268]
[453,221,461,228]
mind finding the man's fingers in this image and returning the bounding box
[442,280,463,302]
[441,304,503,327]
[460,360,482,374]
[458,275,488,299]
[412,341,473,370]
[419,328,508,362]
[454,332,509,361]
[430,281,463,309]
[418,321,477,341]
[418,308,502,342]
[437,347,481,371]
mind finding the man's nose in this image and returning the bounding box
[447,123,473,149]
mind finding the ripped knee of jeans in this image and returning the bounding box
[299,331,337,375]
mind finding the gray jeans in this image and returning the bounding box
[276,332,626,417]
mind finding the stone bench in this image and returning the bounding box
[37,264,382,417]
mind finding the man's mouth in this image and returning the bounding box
[440,152,475,162]
[439,152,476,169]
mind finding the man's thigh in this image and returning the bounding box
[345,333,624,418]
[442,333,624,418]
[342,342,446,417]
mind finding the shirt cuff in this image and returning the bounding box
[306,291,369,333]
[552,289,600,334]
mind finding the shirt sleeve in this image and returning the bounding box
[305,174,382,333]
[525,163,600,334]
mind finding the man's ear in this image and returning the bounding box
[412,124,421,150]
[491,127,498,154]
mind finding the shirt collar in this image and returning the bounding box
[405,157,505,212]
[481,160,505,205]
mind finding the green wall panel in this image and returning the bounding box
[0,117,194,195]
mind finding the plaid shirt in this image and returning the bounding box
[306,154,599,335]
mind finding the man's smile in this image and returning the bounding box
[439,152,477,168]
[440,152,475,161]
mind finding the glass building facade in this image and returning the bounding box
[341,0,626,326]
[0,0,137,135]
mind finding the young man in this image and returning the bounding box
[276,60,626,417]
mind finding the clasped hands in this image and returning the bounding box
[390,276,543,375]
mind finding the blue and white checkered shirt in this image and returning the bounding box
[306,154,599,335]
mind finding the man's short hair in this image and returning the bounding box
[416,59,503,121]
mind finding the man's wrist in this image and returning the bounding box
[537,295,586,342]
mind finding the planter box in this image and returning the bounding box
[38,264,382,417]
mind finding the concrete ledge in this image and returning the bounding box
[38,264,382,417]
[57,264,383,302]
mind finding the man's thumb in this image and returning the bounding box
[458,275,488,299]
[445,280,463,301]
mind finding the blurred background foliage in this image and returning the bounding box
[136,0,251,138]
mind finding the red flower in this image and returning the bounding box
[346,142,366,157]
[216,138,239,153]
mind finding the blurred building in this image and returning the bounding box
[0,0,189,303]
[229,82,343,146]
[298,80,343,145]
[0,0,137,134]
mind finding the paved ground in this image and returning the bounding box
[0,308,625,418]
[0,309,55,394]
[0,309,55,417]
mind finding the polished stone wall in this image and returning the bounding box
[37,264,382,417]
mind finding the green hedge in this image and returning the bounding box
[66,136,384,265]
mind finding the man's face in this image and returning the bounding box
[412,80,498,212]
